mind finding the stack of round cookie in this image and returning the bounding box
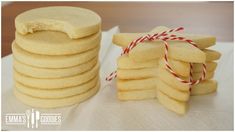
[12,6,101,108]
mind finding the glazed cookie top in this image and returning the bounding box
[15,6,101,39]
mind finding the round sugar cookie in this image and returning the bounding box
[15,75,99,98]
[13,56,98,78]
[15,6,101,39]
[14,63,99,89]
[15,31,101,55]
[12,41,99,68]
[14,81,100,108]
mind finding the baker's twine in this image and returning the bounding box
[106,27,206,87]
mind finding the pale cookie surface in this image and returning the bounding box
[12,42,99,68]
[14,81,100,108]
[128,42,164,62]
[157,80,190,101]
[158,58,190,77]
[14,63,99,89]
[118,89,156,101]
[157,90,188,115]
[15,75,99,98]
[157,68,190,91]
[13,57,98,78]
[117,54,158,69]
[117,78,157,91]
[15,6,101,39]
[113,26,215,49]
[129,41,206,63]
[150,26,216,49]
[15,31,101,55]
[191,80,217,95]
[203,49,221,61]
[117,67,158,79]
[192,71,214,80]
[192,61,217,72]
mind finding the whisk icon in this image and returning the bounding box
[25,110,30,128]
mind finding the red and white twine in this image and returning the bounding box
[106,27,206,87]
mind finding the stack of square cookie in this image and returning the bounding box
[12,6,101,108]
[113,26,220,114]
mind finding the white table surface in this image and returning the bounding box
[1,27,234,130]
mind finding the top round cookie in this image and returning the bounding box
[15,6,101,39]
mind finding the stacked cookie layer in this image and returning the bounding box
[191,49,221,95]
[113,26,220,115]
[12,6,101,108]
[116,54,158,100]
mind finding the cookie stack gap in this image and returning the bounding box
[12,6,101,108]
